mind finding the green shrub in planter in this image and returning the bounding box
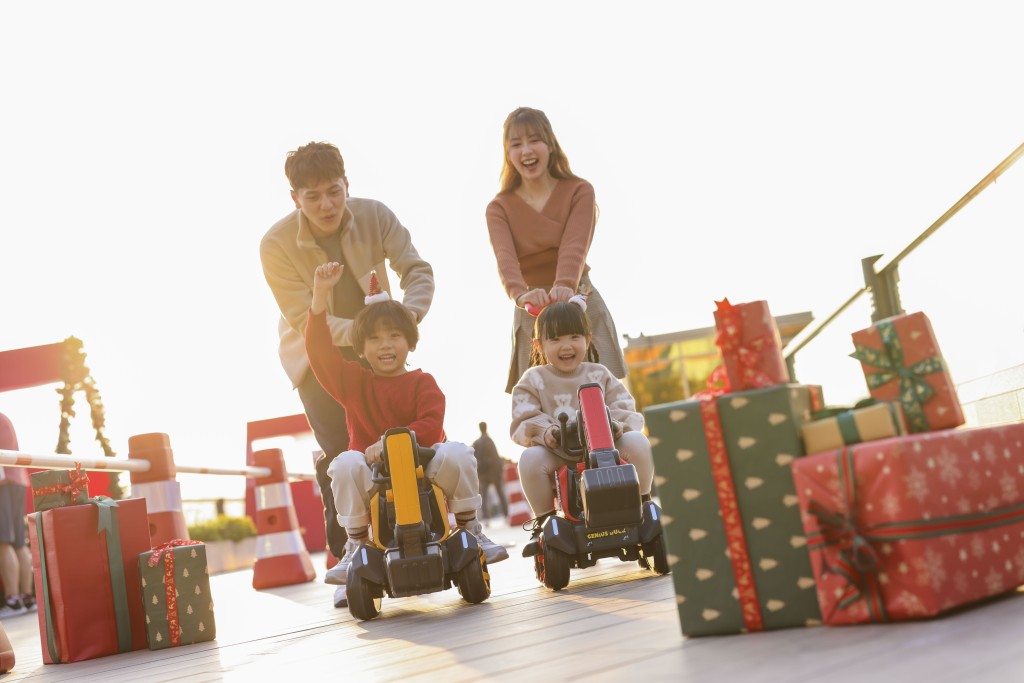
[187,515,257,543]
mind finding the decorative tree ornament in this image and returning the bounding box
[364,270,391,305]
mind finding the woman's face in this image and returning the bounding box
[506,126,551,182]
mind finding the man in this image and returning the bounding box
[473,422,508,520]
[260,141,435,608]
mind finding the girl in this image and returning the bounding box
[486,106,627,394]
[509,299,655,547]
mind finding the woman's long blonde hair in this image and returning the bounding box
[498,107,580,193]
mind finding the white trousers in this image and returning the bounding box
[327,440,482,530]
[517,431,654,517]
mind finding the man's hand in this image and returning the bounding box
[543,425,560,450]
[364,437,385,465]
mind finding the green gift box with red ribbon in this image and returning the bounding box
[138,540,216,650]
[646,384,823,636]
[791,423,1024,625]
[850,311,964,433]
[30,465,91,511]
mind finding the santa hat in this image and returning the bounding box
[364,270,391,305]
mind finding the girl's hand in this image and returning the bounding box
[543,425,560,449]
[516,288,550,311]
[314,262,344,292]
[548,285,574,303]
[610,420,624,440]
[364,437,384,465]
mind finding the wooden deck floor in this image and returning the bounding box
[3,520,1024,682]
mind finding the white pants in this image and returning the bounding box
[517,431,654,517]
[327,440,482,530]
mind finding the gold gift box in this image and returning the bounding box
[800,401,907,454]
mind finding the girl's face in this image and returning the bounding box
[506,126,551,182]
[538,332,589,373]
[360,322,410,377]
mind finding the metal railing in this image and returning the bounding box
[781,140,1024,376]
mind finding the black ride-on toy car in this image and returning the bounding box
[524,382,670,590]
[345,427,491,620]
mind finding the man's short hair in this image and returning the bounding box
[285,141,346,190]
[351,300,419,356]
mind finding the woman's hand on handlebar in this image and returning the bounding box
[543,425,560,450]
[517,288,550,313]
[548,285,574,303]
[364,437,385,465]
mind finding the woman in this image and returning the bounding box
[486,106,627,393]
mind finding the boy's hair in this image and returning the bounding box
[285,141,347,190]
[529,302,600,367]
[351,300,419,355]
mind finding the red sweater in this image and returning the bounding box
[305,309,446,451]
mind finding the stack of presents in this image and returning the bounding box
[647,299,1024,636]
[26,469,216,663]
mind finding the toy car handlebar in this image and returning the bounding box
[370,445,435,484]
[556,412,587,457]
[525,302,543,317]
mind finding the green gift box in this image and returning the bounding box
[646,384,822,637]
[30,467,90,511]
[138,541,216,650]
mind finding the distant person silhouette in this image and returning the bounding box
[473,422,507,520]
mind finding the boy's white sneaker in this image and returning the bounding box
[324,538,363,585]
[333,585,348,608]
[463,520,509,564]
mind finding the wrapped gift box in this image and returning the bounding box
[139,541,216,650]
[713,299,790,391]
[791,423,1024,625]
[646,384,822,636]
[30,466,90,512]
[28,497,151,663]
[800,401,907,454]
[850,311,964,433]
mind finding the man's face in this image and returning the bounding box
[291,178,348,237]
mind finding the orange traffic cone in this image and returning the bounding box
[128,433,189,546]
[504,462,532,526]
[252,448,316,589]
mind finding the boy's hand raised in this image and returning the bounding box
[311,262,343,314]
[314,262,344,291]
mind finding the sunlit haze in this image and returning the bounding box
[1,3,1021,500]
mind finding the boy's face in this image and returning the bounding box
[360,322,411,377]
[291,177,348,237]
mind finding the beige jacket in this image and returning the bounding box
[260,197,434,387]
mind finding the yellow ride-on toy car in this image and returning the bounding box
[346,427,491,620]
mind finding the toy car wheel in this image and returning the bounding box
[541,542,571,591]
[347,572,383,621]
[643,534,671,575]
[456,547,491,604]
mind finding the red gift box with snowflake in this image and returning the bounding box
[791,423,1024,625]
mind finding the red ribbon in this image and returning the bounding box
[714,299,776,390]
[698,395,764,632]
[31,463,90,499]
[148,539,203,647]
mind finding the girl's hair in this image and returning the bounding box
[499,107,580,193]
[529,302,600,367]
[351,300,419,354]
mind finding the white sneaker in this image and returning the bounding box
[333,585,348,608]
[463,520,509,564]
[324,538,363,585]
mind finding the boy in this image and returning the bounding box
[260,141,434,606]
[307,262,508,586]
